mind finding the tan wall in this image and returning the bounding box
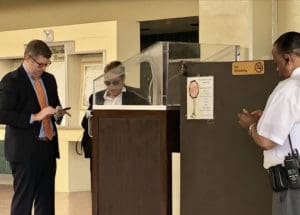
[0,21,117,60]
[277,0,300,36]
[0,0,198,61]
[199,1,251,48]
[199,0,251,60]
[199,0,274,60]
[252,0,273,60]
[0,1,198,31]
[57,129,90,192]
[4,1,300,65]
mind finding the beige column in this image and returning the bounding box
[199,0,274,61]
[252,0,273,60]
[117,20,140,61]
[277,0,300,36]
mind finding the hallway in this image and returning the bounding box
[0,185,92,215]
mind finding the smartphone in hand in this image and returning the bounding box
[55,107,71,124]
[61,107,71,116]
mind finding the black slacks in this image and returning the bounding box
[9,139,56,215]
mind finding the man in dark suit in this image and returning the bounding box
[0,40,67,215]
[81,60,149,165]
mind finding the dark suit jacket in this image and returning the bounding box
[0,65,61,162]
[81,88,149,158]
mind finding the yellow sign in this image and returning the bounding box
[232,61,264,75]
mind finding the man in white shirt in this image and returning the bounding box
[238,31,300,215]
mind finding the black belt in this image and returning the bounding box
[37,137,51,142]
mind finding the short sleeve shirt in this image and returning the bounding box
[257,67,300,169]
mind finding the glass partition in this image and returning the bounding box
[93,42,242,109]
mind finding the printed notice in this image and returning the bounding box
[187,76,214,120]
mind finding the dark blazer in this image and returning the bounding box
[81,88,149,158]
[0,65,61,162]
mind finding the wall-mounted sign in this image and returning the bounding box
[187,76,214,120]
[50,45,65,62]
[232,61,264,75]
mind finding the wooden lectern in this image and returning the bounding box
[91,108,179,215]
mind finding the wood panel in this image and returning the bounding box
[180,61,280,215]
[92,109,179,215]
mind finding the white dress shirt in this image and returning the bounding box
[257,67,300,169]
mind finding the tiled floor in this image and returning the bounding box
[0,185,92,215]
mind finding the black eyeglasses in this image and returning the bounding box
[104,80,121,86]
[31,56,51,68]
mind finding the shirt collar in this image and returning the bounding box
[22,63,42,81]
[291,67,300,77]
[103,86,126,100]
[22,63,36,82]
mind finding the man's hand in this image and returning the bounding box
[237,108,263,129]
[237,109,276,150]
[251,109,263,120]
[32,106,58,121]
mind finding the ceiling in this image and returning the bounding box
[140,16,199,36]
